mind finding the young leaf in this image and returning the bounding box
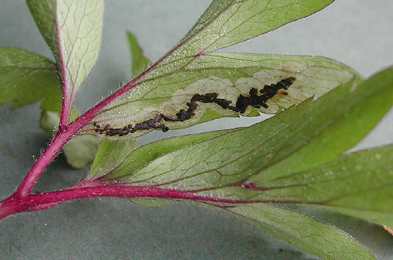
[85,54,358,140]
[0,48,61,111]
[40,110,100,169]
[63,136,101,169]
[62,136,101,169]
[226,204,376,260]
[26,0,104,114]
[93,67,393,197]
[127,31,151,77]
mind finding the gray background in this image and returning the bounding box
[1,0,393,259]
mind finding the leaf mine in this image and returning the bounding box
[91,77,296,137]
[83,53,358,141]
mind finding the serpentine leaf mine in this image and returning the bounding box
[92,77,295,137]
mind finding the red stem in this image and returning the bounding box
[55,9,72,129]
[1,40,204,218]
[4,0,211,216]
[1,180,300,220]
[30,185,253,205]
[15,129,75,197]
[14,41,190,198]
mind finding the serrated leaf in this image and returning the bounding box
[85,54,358,140]
[40,110,100,169]
[27,0,104,108]
[226,204,376,260]
[127,31,151,77]
[0,48,61,111]
[96,67,393,208]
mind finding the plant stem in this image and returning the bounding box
[0,43,203,218]
[15,72,149,196]
[59,99,72,130]
[56,8,71,129]
[1,180,302,220]
[16,45,186,195]
[12,66,152,198]
[15,131,73,197]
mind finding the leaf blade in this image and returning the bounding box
[247,65,392,183]
[90,140,137,179]
[95,66,393,216]
[27,0,104,105]
[86,0,339,140]
[175,0,335,54]
[226,204,376,260]
[253,145,393,227]
[0,48,61,111]
[91,130,231,180]
[98,78,357,188]
[127,31,151,77]
[87,54,359,140]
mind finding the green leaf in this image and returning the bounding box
[27,0,104,105]
[90,140,137,179]
[93,80,349,186]
[247,65,391,182]
[0,48,61,111]
[0,47,99,168]
[97,67,393,227]
[86,0,339,140]
[127,31,151,77]
[97,67,393,194]
[226,204,376,260]
[172,0,335,55]
[26,0,105,169]
[86,54,359,140]
[90,140,175,207]
[250,145,393,227]
[89,32,149,193]
[92,130,230,180]
[40,110,100,169]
